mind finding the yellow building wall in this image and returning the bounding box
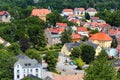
[95,46,102,56]
[61,45,71,56]
[91,40,112,48]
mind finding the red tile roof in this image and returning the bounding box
[70,19,79,23]
[63,9,73,12]
[53,73,83,80]
[77,27,87,32]
[71,33,81,40]
[56,22,67,27]
[91,17,99,20]
[0,11,9,16]
[90,22,111,28]
[31,9,51,16]
[49,28,64,34]
[74,8,85,11]
[109,30,117,35]
[89,32,112,41]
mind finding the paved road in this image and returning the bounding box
[56,53,84,75]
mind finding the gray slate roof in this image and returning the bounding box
[15,54,41,68]
[65,41,99,51]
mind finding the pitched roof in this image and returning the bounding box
[0,11,9,16]
[77,27,87,32]
[71,33,81,40]
[65,41,99,51]
[109,29,117,35]
[53,73,83,80]
[74,8,85,11]
[89,32,112,41]
[15,54,41,68]
[56,22,67,27]
[49,28,64,34]
[86,8,97,12]
[91,17,99,20]
[63,9,73,12]
[31,9,51,16]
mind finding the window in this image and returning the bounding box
[27,69,29,73]
[24,69,25,73]
[17,65,19,68]
[36,69,38,72]
[17,75,19,79]
[17,70,19,74]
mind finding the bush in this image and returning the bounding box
[73,58,85,70]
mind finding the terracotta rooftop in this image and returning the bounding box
[49,28,64,34]
[109,29,117,35]
[74,8,85,11]
[91,17,99,20]
[77,27,87,32]
[56,22,67,27]
[63,9,73,12]
[31,9,51,16]
[53,73,83,80]
[71,33,81,40]
[0,11,9,16]
[89,32,112,41]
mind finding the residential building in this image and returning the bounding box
[61,41,101,56]
[0,11,11,22]
[71,33,82,42]
[31,9,51,21]
[77,27,89,37]
[89,32,112,48]
[62,9,73,16]
[74,8,85,16]
[14,54,42,80]
[56,22,67,28]
[45,28,64,45]
[86,8,97,17]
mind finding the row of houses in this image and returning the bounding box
[62,8,97,17]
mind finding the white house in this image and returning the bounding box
[77,27,89,37]
[74,8,85,16]
[14,54,42,80]
[0,11,11,22]
[62,9,73,16]
[86,8,97,17]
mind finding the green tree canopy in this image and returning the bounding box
[25,49,42,62]
[80,43,95,64]
[84,50,116,80]
[71,46,82,58]
[44,51,58,72]
[61,28,72,44]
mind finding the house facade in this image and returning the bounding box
[62,9,73,16]
[71,33,81,42]
[0,11,11,22]
[77,27,89,37]
[31,9,51,21]
[45,28,63,45]
[74,8,85,16]
[86,8,97,17]
[14,54,42,80]
[61,41,101,56]
[89,32,112,48]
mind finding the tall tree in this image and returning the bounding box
[84,50,117,80]
[80,43,95,64]
[25,49,42,62]
[85,12,90,20]
[61,28,72,44]
[0,49,16,79]
[71,46,82,58]
[44,51,58,72]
